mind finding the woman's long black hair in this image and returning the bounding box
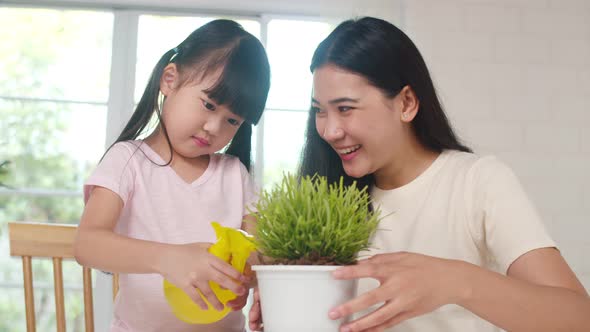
[299,17,471,189]
[109,19,270,171]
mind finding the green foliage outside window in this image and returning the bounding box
[0,8,111,331]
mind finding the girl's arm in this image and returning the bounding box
[241,213,263,267]
[74,186,170,274]
[241,214,257,238]
[74,186,248,310]
[225,214,259,312]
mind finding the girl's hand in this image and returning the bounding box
[329,252,469,332]
[248,286,263,331]
[226,290,249,311]
[158,242,249,311]
[227,263,254,311]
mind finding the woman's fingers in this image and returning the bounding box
[338,301,404,332]
[249,300,262,329]
[334,253,411,280]
[249,288,263,331]
[333,262,384,280]
[329,289,388,319]
[358,252,409,265]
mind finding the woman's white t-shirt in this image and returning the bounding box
[357,150,556,332]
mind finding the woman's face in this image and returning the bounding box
[312,65,407,178]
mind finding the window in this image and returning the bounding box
[0,7,113,331]
[263,19,332,186]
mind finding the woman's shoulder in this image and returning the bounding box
[442,150,519,194]
[444,150,511,177]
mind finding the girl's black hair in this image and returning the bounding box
[299,17,471,190]
[111,19,270,171]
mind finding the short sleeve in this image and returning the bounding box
[238,162,260,216]
[84,142,136,205]
[468,156,556,273]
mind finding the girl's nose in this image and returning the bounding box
[203,116,223,135]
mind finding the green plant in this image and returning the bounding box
[253,174,380,265]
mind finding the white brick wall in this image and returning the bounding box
[403,0,590,290]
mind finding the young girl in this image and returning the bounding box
[248,17,590,332]
[74,19,270,332]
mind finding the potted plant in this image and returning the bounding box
[251,174,380,331]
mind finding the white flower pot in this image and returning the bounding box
[252,265,356,332]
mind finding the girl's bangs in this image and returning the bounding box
[203,41,270,125]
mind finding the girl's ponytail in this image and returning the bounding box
[115,48,177,144]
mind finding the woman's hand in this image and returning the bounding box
[158,242,249,310]
[329,252,469,332]
[248,286,263,331]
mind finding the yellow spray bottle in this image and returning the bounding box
[163,222,257,324]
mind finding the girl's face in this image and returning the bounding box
[159,64,244,160]
[312,65,409,178]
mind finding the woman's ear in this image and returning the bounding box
[160,63,179,96]
[399,85,419,122]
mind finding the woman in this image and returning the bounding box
[249,17,589,332]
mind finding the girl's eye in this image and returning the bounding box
[227,118,241,126]
[202,99,216,111]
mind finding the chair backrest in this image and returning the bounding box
[8,222,119,332]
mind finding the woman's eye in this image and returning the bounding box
[227,118,240,126]
[311,106,323,114]
[338,106,352,112]
[202,99,216,111]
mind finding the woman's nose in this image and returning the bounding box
[321,119,345,141]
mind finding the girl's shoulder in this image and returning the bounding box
[215,153,248,172]
[211,154,254,186]
[105,140,159,163]
[106,140,145,157]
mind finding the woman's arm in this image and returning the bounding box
[458,247,590,332]
[458,158,590,331]
[330,249,590,332]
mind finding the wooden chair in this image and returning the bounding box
[8,222,119,332]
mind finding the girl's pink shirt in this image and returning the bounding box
[84,141,256,332]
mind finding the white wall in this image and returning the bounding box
[404,0,590,290]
